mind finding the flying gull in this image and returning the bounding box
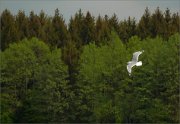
[127,50,144,76]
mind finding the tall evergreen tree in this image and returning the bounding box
[38,10,47,41]
[151,7,165,37]
[52,8,69,47]
[109,13,120,34]
[137,7,151,39]
[68,9,84,49]
[171,12,180,33]
[95,15,103,43]
[119,17,136,42]
[15,10,29,40]
[95,15,111,45]
[28,11,41,38]
[127,16,136,38]
[1,9,19,50]
[81,11,95,44]
[62,40,79,84]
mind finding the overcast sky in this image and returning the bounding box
[0,0,179,23]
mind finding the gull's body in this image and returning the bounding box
[127,50,144,76]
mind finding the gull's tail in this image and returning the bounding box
[136,61,142,66]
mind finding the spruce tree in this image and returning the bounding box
[1,9,19,50]
[52,8,69,48]
[81,11,95,44]
[137,7,151,39]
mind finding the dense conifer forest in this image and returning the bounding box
[0,7,180,123]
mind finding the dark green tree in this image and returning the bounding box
[95,15,111,45]
[29,11,41,38]
[68,9,84,49]
[171,12,180,33]
[62,40,79,84]
[1,9,19,50]
[15,10,29,40]
[52,8,69,47]
[81,11,95,44]
[163,8,172,39]
[38,10,47,42]
[119,17,136,42]
[109,13,120,34]
[151,7,165,37]
[137,7,151,39]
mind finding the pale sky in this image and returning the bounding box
[0,0,179,23]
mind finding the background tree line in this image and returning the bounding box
[0,7,180,123]
[1,7,179,50]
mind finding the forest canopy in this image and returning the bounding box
[0,7,180,123]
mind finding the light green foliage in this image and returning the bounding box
[0,38,72,122]
[123,34,179,123]
[77,32,128,122]
[78,32,180,123]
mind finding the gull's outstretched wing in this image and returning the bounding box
[127,62,136,75]
[132,51,143,62]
